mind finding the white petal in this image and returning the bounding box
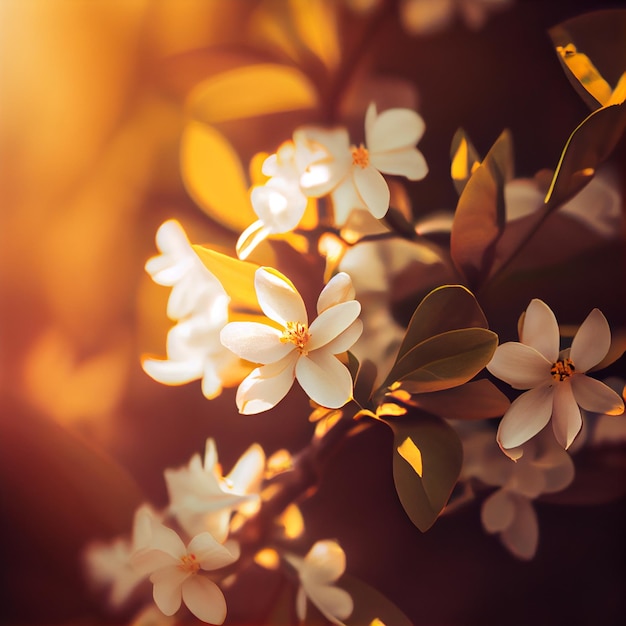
[302,540,346,584]
[152,568,184,616]
[323,319,363,354]
[487,342,553,390]
[131,549,179,577]
[220,322,292,364]
[569,308,611,372]
[296,586,308,621]
[255,267,307,326]
[353,166,390,219]
[308,301,361,351]
[227,443,265,494]
[369,148,428,180]
[481,489,515,532]
[366,107,425,153]
[551,382,582,449]
[542,452,575,493]
[236,355,298,414]
[307,584,354,625]
[507,462,546,499]
[296,351,353,408]
[181,576,227,624]
[500,495,539,560]
[571,374,625,415]
[188,533,238,571]
[142,357,203,386]
[519,299,560,362]
[330,176,366,226]
[317,272,356,314]
[497,386,554,451]
[250,181,307,234]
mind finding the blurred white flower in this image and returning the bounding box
[220,269,362,413]
[300,103,428,226]
[284,540,353,626]
[165,438,265,542]
[400,0,512,35]
[487,299,624,457]
[143,220,244,399]
[463,430,574,559]
[131,509,237,624]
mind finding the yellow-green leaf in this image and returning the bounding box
[395,285,488,365]
[181,121,256,232]
[384,328,498,393]
[188,63,318,124]
[380,412,463,532]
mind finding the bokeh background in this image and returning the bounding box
[1,1,624,624]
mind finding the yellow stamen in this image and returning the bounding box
[351,144,369,168]
[280,321,311,355]
[178,553,200,574]
[550,358,575,382]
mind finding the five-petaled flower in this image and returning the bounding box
[299,102,428,226]
[487,299,624,458]
[220,268,362,414]
[131,509,237,624]
[284,540,353,626]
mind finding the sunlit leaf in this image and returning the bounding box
[181,121,256,232]
[340,574,413,626]
[549,9,626,109]
[394,285,488,364]
[450,130,512,287]
[192,245,261,314]
[378,411,463,532]
[384,328,498,393]
[544,102,626,211]
[188,64,318,123]
[398,379,511,420]
[450,129,481,195]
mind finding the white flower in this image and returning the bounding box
[165,438,265,542]
[463,429,575,559]
[143,220,244,399]
[131,510,237,624]
[487,299,624,456]
[300,103,428,226]
[284,540,353,626]
[220,269,362,414]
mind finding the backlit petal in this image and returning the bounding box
[570,308,611,372]
[323,319,363,354]
[487,342,552,390]
[366,106,425,153]
[519,299,560,362]
[142,357,203,386]
[500,495,538,560]
[307,584,354,625]
[152,569,184,616]
[353,166,390,219]
[481,489,515,532]
[308,301,361,351]
[188,533,238,571]
[317,272,356,314]
[255,268,307,326]
[181,576,227,625]
[571,374,625,415]
[302,540,346,584]
[330,176,366,226]
[369,148,428,180]
[551,382,582,449]
[236,354,298,414]
[497,386,554,451]
[296,351,353,408]
[220,322,291,364]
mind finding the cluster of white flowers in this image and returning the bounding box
[85,438,352,624]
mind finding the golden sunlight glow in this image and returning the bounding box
[397,437,423,477]
[279,504,305,539]
[314,410,343,438]
[556,43,612,105]
[266,449,294,478]
[370,619,387,626]
[254,548,281,570]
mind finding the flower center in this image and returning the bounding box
[351,144,369,168]
[280,321,311,355]
[178,553,200,574]
[550,357,575,382]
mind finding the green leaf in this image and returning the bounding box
[395,284,488,364]
[399,379,511,420]
[351,357,378,408]
[341,573,413,626]
[544,102,626,211]
[450,128,481,195]
[378,410,463,532]
[450,130,512,287]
